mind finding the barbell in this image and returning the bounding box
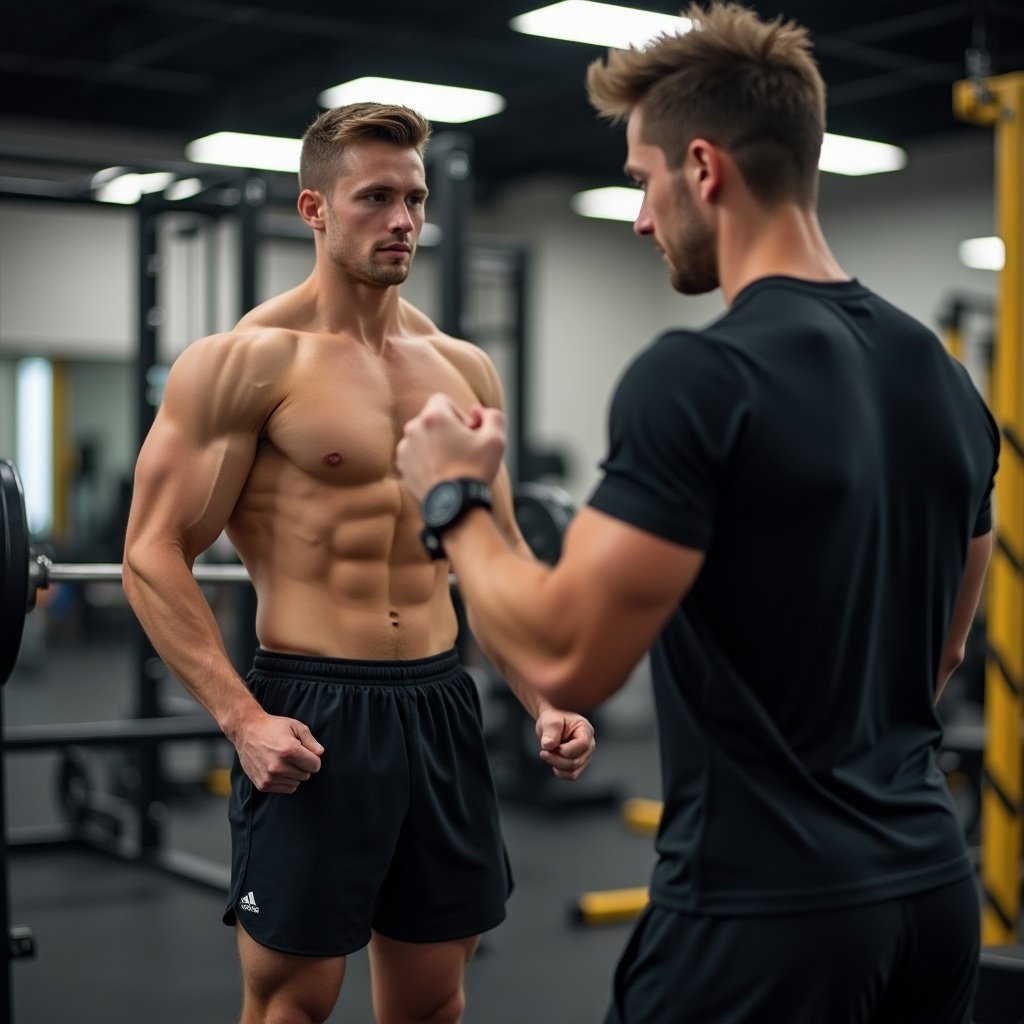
[0,458,253,687]
[0,458,574,687]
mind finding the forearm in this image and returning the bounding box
[446,509,580,701]
[123,545,263,740]
[468,612,552,720]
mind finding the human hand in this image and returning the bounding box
[396,392,507,501]
[535,709,596,781]
[235,713,324,794]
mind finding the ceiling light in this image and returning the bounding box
[185,132,302,173]
[511,1,691,49]
[818,133,906,176]
[571,186,641,222]
[165,177,204,201]
[92,170,176,205]
[958,236,1004,271]
[318,77,506,124]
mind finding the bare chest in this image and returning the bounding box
[263,342,479,485]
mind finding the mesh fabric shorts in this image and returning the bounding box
[223,648,512,956]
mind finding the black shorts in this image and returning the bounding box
[606,875,980,1024]
[223,648,512,957]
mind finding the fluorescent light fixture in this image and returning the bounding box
[958,236,1004,271]
[572,186,642,222]
[818,133,906,176]
[512,1,691,49]
[186,132,302,172]
[92,170,176,204]
[165,177,204,201]
[318,77,505,123]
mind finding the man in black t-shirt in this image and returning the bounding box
[396,4,998,1022]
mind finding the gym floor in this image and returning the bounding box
[4,610,663,1024]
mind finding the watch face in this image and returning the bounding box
[424,481,462,527]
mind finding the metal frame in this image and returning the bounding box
[954,70,1024,945]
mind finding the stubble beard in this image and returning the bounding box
[664,183,719,296]
[668,221,719,296]
[331,244,414,288]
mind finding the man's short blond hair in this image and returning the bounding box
[586,3,827,207]
[299,103,432,195]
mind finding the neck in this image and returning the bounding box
[305,252,406,348]
[716,200,848,306]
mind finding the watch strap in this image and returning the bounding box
[420,478,492,560]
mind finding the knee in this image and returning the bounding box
[262,1009,328,1024]
[379,986,466,1024]
[252,995,335,1024]
[425,988,466,1024]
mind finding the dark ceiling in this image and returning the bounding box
[3,0,1024,198]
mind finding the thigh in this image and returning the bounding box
[369,930,480,1024]
[236,924,346,1024]
[373,670,512,943]
[609,902,907,1024]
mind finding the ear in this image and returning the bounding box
[297,188,326,230]
[687,138,724,203]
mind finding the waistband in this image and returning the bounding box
[251,647,462,684]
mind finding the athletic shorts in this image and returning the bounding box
[223,648,512,957]
[606,875,980,1024]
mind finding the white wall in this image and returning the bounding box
[0,129,1000,507]
[0,201,135,358]
[818,131,997,327]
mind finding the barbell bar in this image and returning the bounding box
[33,559,252,586]
[1,458,254,688]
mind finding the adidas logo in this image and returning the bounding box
[239,891,260,914]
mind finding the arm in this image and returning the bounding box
[122,333,322,793]
[397,395,703,712]
[936,531,993,703]
[475,462,596,780]
[447,345,597,777]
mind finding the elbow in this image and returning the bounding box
[121,542,160,609]
[939,644,966,685]
[122,554,141,608]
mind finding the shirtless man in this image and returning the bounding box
[122,102,595,1024]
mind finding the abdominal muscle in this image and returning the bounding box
[225,458,458,662]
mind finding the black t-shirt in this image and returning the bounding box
[588,276,999,915]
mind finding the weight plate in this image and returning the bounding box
[514,482,576,565]
[0,459,30,686]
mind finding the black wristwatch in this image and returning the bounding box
[420,478,493,560]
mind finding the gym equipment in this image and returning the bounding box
[514,481,575,565]
[569,798,658,926]
[953,68,1024,947]
[974,945,1024,1024]
[0,461,29,691]
[0,457,243,1021]
[572,886,649,926]
[0,458,251,686]
[622,797,662,835]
